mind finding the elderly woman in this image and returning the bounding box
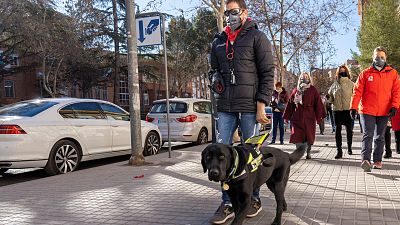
[283,72,326,159]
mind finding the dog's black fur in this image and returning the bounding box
[201,143,306,225]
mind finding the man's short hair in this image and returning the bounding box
[275,82,282,88]
[226,0,247,9]
[374,46,387,56]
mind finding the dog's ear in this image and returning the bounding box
[201,147,209,173]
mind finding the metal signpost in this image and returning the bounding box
[136,13,172,158]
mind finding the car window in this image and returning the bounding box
[193,102,211,114]
[0,101,58,117]
[150,102,187,113]
[59,102,104,119]
[99,103,129,121]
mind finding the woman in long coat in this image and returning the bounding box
[283,72,326,159]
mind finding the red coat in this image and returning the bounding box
[351,65,400,116]
[283,86,326,145]
[391,108,400,131]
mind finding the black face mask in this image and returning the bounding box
[339,72,348,77]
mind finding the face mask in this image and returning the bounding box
[374,57,386,68]
[228,14,243,31]
[339,72,348,77]
[300,78,310,84]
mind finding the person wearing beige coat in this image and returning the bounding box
[328,65,355,159]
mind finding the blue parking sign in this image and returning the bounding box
[136,16,162,46]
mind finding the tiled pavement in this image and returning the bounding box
[1,123,400,225]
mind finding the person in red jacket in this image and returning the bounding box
[350,46,400,172]
[283,72,326,159]
[391,109,400,154]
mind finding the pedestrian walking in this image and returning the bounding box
[208,0,274,223]
[328,65,355,159]
[318,92,327,135]
[383,121,392,158]
[283,72,326,159]
[269,82,289,144]
[391,108,400,154]
[326,94,336,133]
[350,46,400,172]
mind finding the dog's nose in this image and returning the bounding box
[210,169,219,177]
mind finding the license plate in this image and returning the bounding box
[158,118,175,124]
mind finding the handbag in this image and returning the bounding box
[277,102,286,111]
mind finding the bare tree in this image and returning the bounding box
[247,0,354,83]
[200,0,225,32]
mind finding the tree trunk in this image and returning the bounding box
[112,0,120,106]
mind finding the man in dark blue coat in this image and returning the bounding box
[208,0,275,223]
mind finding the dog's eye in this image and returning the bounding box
[218,155,225,160]
[206,156,211,160]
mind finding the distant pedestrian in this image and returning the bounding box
[391,108,400,154]
[383,121,392,158]
[269,82,289,144]
[328,65,354,159]
[326,94,336,133]
[350,46,400,172]
[283,72,326,159]
[208,0,275,223]
[318,92,327,135]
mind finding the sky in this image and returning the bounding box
[135,0,361,68]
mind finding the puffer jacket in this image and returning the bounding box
[328,77,354,111]
[351,65,400,116]
[210,19,275,112]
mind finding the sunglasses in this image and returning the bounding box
[224,8,244,17]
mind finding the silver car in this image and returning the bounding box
[146,98,212,145]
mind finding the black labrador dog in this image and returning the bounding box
[201,143,306,225]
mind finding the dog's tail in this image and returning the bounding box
[289,144,307,165]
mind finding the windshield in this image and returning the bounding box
[0,100,58,117]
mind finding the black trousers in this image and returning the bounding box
[385,126,391,153]
[333,110,353,149]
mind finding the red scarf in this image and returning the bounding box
[224,26,243,43]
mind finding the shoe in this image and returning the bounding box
[361,160,372,172]
[372,161,382,169]
[396,143,400,154]
[209,203,235,224]
[383,152,392,159]
[348,147,353,155]
[246,199,262,218]
[280,141,284,145]
[306,153,311,159]
[269,141,276,145]
[334,150,343,159]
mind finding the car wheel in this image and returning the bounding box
[196,128,208,145]
[0,168,8,175]
[143,131,161,156]
[45,140,81,175]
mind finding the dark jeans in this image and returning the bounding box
[327,107,335,131]
[385,126,391,153]
[333,110,353,150]
[272,111,284,142]
[360,114,389,162]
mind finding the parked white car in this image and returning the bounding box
[0,98,162,175]
[146,98,212,145]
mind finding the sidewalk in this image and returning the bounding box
[1,123,400,225]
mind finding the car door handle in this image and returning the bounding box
[74,125,84,127]
[111,125,119,127]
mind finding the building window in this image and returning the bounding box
[119,74,129,106]
[95,86,108,100]
[143,90,149,105]
[4,80,15,98]
[10,55,19,66]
